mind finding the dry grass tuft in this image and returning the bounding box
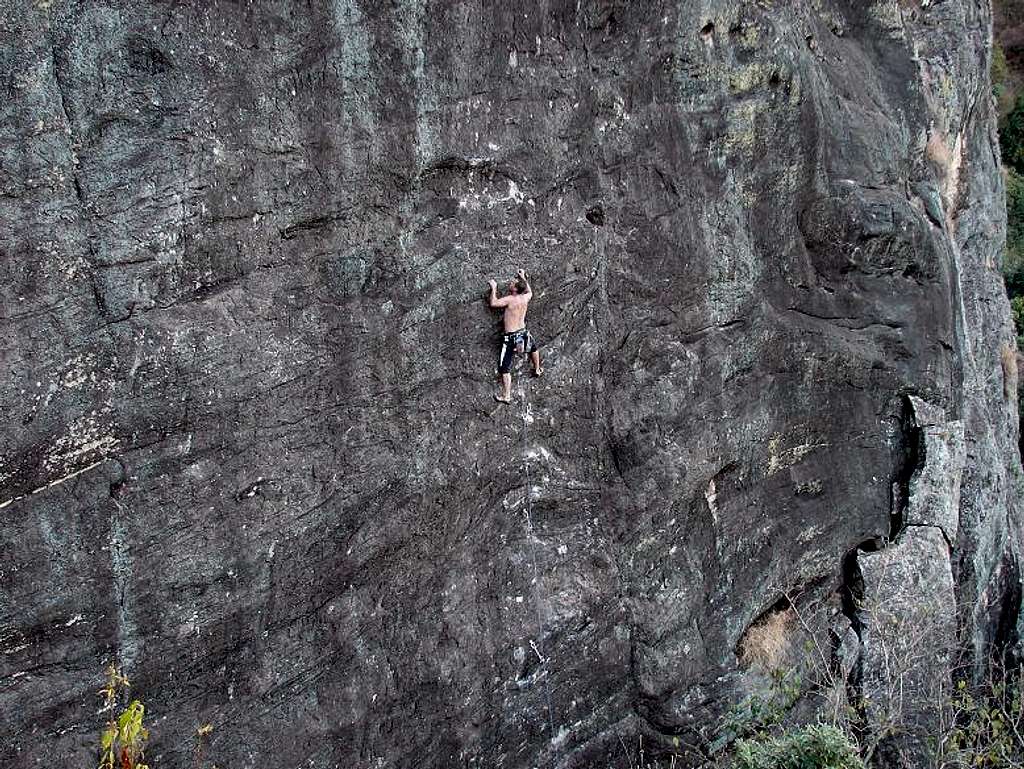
[1001,342,1018,401]
[737,604,796,671]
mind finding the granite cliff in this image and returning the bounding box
[1,1,1022,767]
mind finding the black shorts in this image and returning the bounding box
[498,328,537,374]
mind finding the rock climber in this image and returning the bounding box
[488,269,543,403]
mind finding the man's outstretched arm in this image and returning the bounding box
[488,279,510,308]
[517,269,533,299]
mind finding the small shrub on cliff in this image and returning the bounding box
[1011,296,1024,347]
[732,724,863,769]
[1004,170,1024,299]
[937,674,1024,769]
[1002,95,1024,174]
[97,665,149,769]
[710,670,803,755]
[194,723,216,769]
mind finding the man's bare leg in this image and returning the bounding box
[495,372,513,403]
[530,350,543,376]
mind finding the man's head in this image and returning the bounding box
[508,277,527,294]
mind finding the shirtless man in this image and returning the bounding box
[488,269,542,403]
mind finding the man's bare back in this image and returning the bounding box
[499,294,530,332]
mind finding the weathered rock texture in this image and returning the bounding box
[1,1,1022,767]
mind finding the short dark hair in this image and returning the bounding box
[514,278,528,293]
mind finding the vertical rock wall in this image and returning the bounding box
[0,1,1020,767]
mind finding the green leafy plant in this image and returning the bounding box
[732,724,864,769]
[1004,170,1024,301]
[97,665,150,769]
[1003,96,1024,175]
[936,673,1024,768]
[1011,296,1024,349]
[710,669,804,755]
[994,41,1013,115]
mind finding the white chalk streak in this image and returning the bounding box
[0,458,107,510]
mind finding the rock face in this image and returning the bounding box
[1,1,1021,767]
